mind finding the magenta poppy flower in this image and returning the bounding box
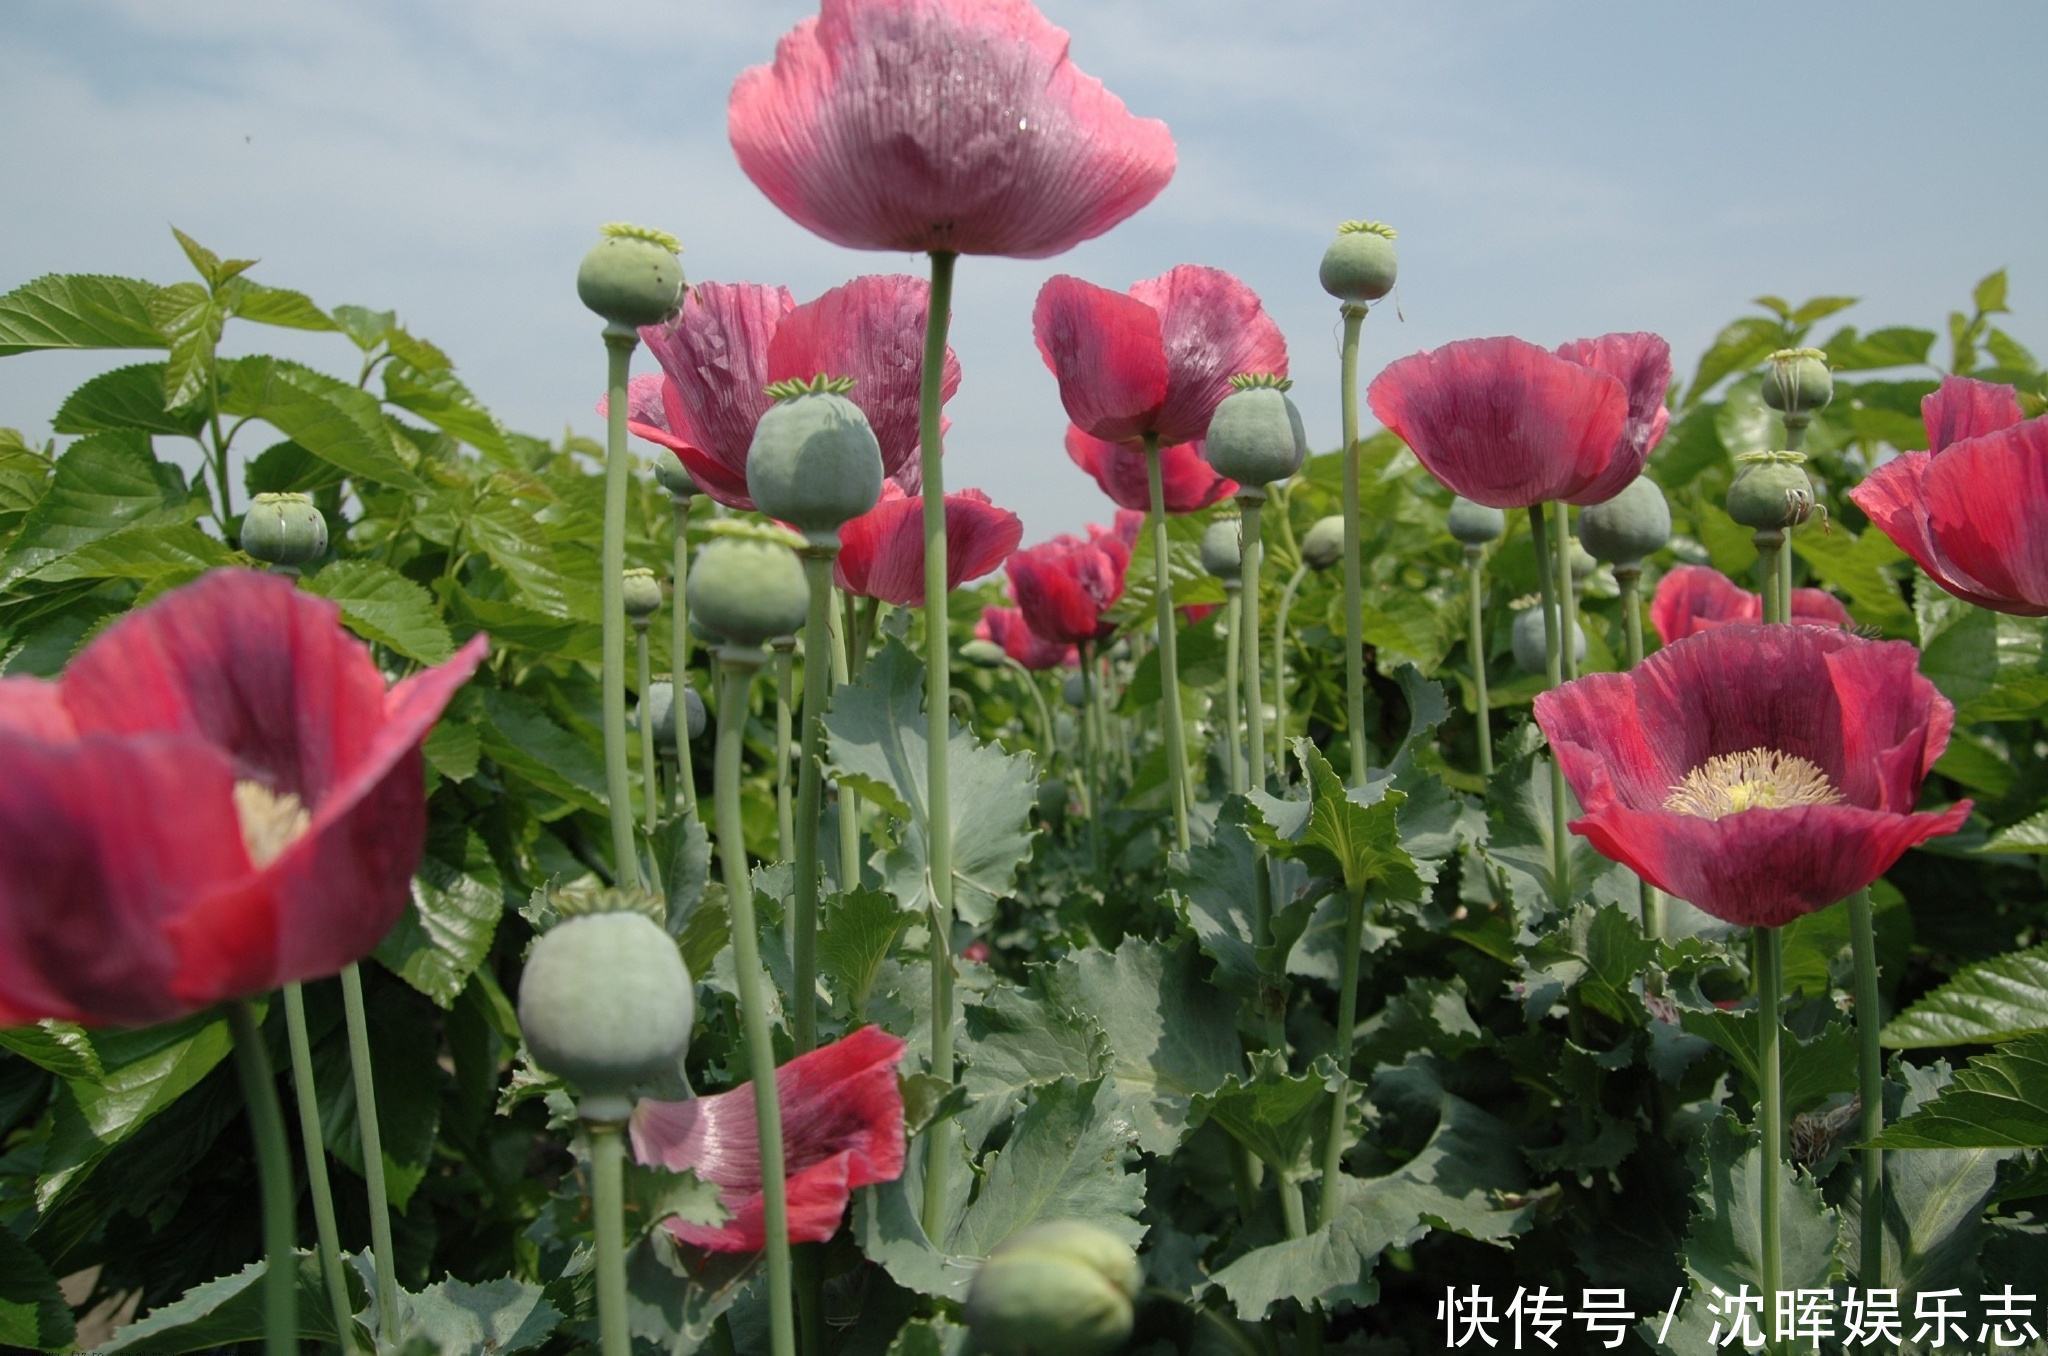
[835,484,1022,605]
[1849,376,2048,616]
[729,0,1175,259]
[978,606,1075,670]
[1065,426,1235,514]
[1534,623,1968,929]
[1649,564,1854,646]
[1366,333,1673,510]
[1008,531,1129,645]
[1034,266,1289,448]
[0,570,487,1028]
[631,1026,906,1252]
[639,282,796,509]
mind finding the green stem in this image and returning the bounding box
[828,590,861,893]
[637,623,659,839]
[1338,305,1368,786]
[793,553,837,1056]
[283,984,360,1355]
[1617,565,1661,941]
[1318,881,1367,1226]
[340,962,399,1336]
[1144,437,1192,853]
[1221,589,1244,795]
[1003,656,1055,762]
[1240,496,1270,789]
[601,330,642,888]
[1466,546,1493,778]
[1528,505,1570,907]
[1553,502,1580,682]
[1278,1177,1307,1238]
[671,497,698,816]
[228,1000,295,1356]
[714,656,797,1356]
[1078,641,1104,878]
[588,1121,631,1356]
[773,640,797,863]
[1757,926,1785,1350]
[1756,531,1786,625]
[1848,889,1885,1290]
[1272,564,1307,773]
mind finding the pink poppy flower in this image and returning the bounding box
[631,1026,906,1252]
[1649,564,1854,645]
[1008,530,1129,645]
[835,485,1023,605]
[1034,266,1289,448]
[0,570,487,1027]
[978,606,1075,670]
[597,372,696,457]
[639,282,796,509]
[1065,426,1235,514]
[729,0,1174,259]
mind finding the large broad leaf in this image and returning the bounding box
[464,489,594,620]
[1192,1051,1333,1177]
[0,429,52,532]
[1677,1006,1857,1116]
[25,521,232,589]
[303,559,456,664]
[0,274,168,355]
[314,983,448,1211]
[1789,522,1910,635]
[1684,315,1789,406]
[826,639,1037,928]
[1916,589,2048,724]
[1883,943,2048,1048]
[1169,797,1268,997]
[1877,1033,2048,1149]
[621,1233,757,1355]
[217,356,422,489]
[0,1228,74,1351]
[478,688,609,815]
[100,1253,345,1353]
[1475,724,1607,927]
[220,277,335,333]
[52,362,207,438]
[0,430,203,592]
[0,1020,100,1081]
[1105,511,1226,626]
[1845,1063,2008,1296]
[393,1275,559,1353]
[376,826,506,1008]
[1520,903,1655,1025]
[816,886,915,1020]
[1983,808,2048,855]
[1248,740,1421,901]
[958,984,1111,1149]
[383,361,509,460]
[1041,938,1241,1155]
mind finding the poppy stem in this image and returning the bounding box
[1755,530,1786,625]
[1339,304,1369,786]
[340,961,400,1337]
[1240,494,1270,790]
[1220,587,1244,795]
[601,329,644,889]
[227,999,296,1356]
[1272,564,1307,776]
[1756,926,1785,1352]
[1614,564,1661,941]
[1001,656,1055,765]
[282,983,362,1355]
[587,1121,631,1356]
[828,588,861,894]
[1465,545,1493,778]
[773,638,797,863]
[1318,878,1368,1226]
[1847,888,1885,1290]
[917,251,962,1242]
[793,551,838,1057]
[1144,436,1193,853]
[1078,640,1104,878]
[713,652,798,1356]
[1552,503,1581,682]
[1527,505,1570,907]
[671,495,698,816]
[637,622,660,839]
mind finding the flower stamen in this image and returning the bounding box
[1663,748,1845,820]
[234,781,311,867]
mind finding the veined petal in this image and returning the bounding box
[641,282,795,511]
[1129,264,1289,447]
[1064,427,1233,514]
[1033,276,1168,443]
[835,487,1021,605]
[1922,374,2024,452]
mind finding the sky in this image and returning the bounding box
[4,1,2045,543]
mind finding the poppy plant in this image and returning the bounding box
[1649,563,1854,645]
[1849,375,2048,616]
[1065,426,1235,514]
[978,605,1076,671]
[1008,531,1129,646]
[0,569,487,1028]
[631,1025,907,1252]
[835,484,1023,605]
[1533,623,1968,929]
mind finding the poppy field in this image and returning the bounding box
[3,3,2048,1354]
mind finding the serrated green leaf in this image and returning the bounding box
[0,1227,74,1351]
[1521,903,1655,1025]
[1194,1052,1331,1175]
[150,281,220,412]
[242,439,347,496]
[315,983,446,1210]
[384,362,507,459]
[1878,1033,2048,1149]
[477,688,609,814]
[0,273,168,355]
[959,985,1111,1149]
[1984,808,2048,855]
[1254,739,1421,899]
[0,430,203,592]
[1975,268,2010,315]
[422,717,480,783]
[52,362,207,437]
[1675,1112,1838,1302]
[623,1161,727,1240]
[465,490,591,619]
[817,887,914,1019]
[1685,316,1788,407]
[1846,1063,2008,1295]
[377,827,504,1008]
[1788,522,1909,634]
[1883,943,2048,1048]
[218,356,421,489]
[394,1275,557,1355]
[27,521,232,588]
[302,559,455,663]
[1169,797,1267,997]
[220,277,334,332]
[1790,295,1858,327]
[331,304,397,351]
[101,1252,345,1353]
[1678,1007,1857,1116]
[1916,588,2048,723]
[946,1076,1146,1259]
[0,430,52,532]
[0,1020,101,1081]
[886,1315,969,1356]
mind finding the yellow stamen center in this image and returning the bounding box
[234,781,311,867]
[1663,748,1845,820]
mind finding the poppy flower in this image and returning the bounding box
[0,570,487,1027]
[835,484,1022,605]
[1649,564,1854,645]
[1366,333,1673,509]
[597,372,695,457]
[639,282,795,509]
[978,606,1075,670]
[728,0,1175,259]
[1181,602,1219,625]
[1849,376,2048,616]
[1008,531,1130,645]
[1065,427,1235,514]
[630,1025,906,1252]
[1533,623,1968,929]
[1034,266,1289,449]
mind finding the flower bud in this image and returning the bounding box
[1446,497,1506,546]
[654,456,697,499]
[1205,375,1307,489]
[745,376,885,547]
[1578,477,1671,567]
[517,908,694,1122]
[1760,348,1833,417]
[1200,517,1242,583]
[1513,606,1585,675]
[240,492,328,567]
[621,567,663,621]
[691,527,810,651]
[1725,452,1816,531]
[965,1221,1140,1356]
[1318,220,1399,305]
[1062,672,1088,708]
[1300,515,1346,571]
[577,223,684,330]
[961,638,1008,669]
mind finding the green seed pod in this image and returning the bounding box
[965,1221,1140,1356]
[517,909,694,1122]
[1301,515,1346,571]
[1318,220,1399,305]
[1759,347,1833,417]
[1205,375,1308,488]
[654,456,697,499]
[745,377,885,546]
[1513,606,1586,675]
[621,566,663,621]
[682,685,706,740]
[1578,477,1671,566]
[1446,497,1506,546]
[961,639,1008,669]
[240,492,328,567]
[643,678,676,747]
[690,527,810,650]
[1568,538,1596,584]
[1036,775,1068,825]
[577,223,684,330]
[1725,453,1816,530]
[1200,517,1242,582]
[1062,672,1088,708]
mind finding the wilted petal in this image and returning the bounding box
[641,282,796,510]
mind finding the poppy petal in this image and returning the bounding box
[1129,265,1290,447]
[640,282,796,511]
[1033,276,1169,443]
[1922,375,2024,452]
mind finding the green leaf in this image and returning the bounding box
[422,717,481,783]
[959,985,1111,1149]
[1915,589,2048,723]
[217,356,421,489]
[383,362,508,459]
[945,1076,1146,1259]
[0,1228,74,1351]
[0,274,168,355]
[1520,903,1655,1025]
[1675,1112,1838,1301]
[1818,324,1938,372]
[169,227,247,288]
[220,277,335,332]
[1846,1064,2007,1294]
[0,430,52,532]
[1193,1051,1331,1175]
[100,1252,344,1352]
[1169,798,1268,998]
[465,490,591,619]
[1975,268,2010,315]
[1685,316,1787,406]
[243,439,348,496]
[52,362,207,437]
[1788,521,1910,634]
[1878,1033,2048,1149]
[331,304,398,351]
[302,560,455,664]
[1105,510,1226,627]
[816,887,914,1019]
[1790,295,1858,327]
[0,1020,101,1081]
[1678,1007,1857,1116]
[1985,809,2048,855]
[1883,943,2048,1048]
[376,827,505,1009]
[886,1316,970,1356]
[622,1161,727,1240]
[477,688,609,814]
[26,522,233,588]
[1254,739,1421,899]
[395,1275,558,1355]
[0,431,204,592]
[150,281,221,412]
[315,984,447,1210]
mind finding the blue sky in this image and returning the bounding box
[4,1,2044,542]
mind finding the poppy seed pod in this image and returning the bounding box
[1726,452,1817,530]
[643,679,677,747]
[965,1220,1141,1356]
[960,638,1007,670]
[691,528,810,651]
[682,685,706,740]
[576,223,684,330]
[1568,538,1597,584]
[1514,606,1586,675]
[1301,515,1346,571]
[1760,347,1833,417]
[240,492,328,567]
[1200,517,1242,582]
[1205,374,1308,489]
[1062,672,1089,708]
[653,455,697,499]
[1578,477,1671,566]
[745,376,885,547]
[1319,220,1399,305]
[621,567,663,622]
[517,908,694,1122]
[1446,497,1506,547]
